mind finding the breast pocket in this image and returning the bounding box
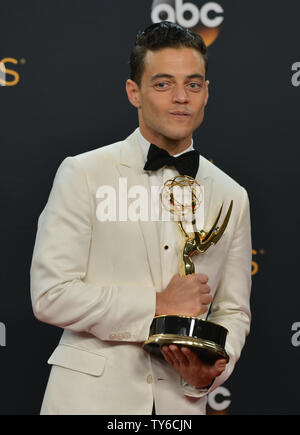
[47,344,106,377]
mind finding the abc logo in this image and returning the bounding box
[151,0,224,46]
[208,386,231,412]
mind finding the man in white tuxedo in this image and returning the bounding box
[30,22,251,415]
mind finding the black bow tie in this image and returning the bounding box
[144,143,200,179]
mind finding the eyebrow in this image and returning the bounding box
[150,73,205,82]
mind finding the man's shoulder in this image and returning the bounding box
[199,155,247,197]
[73,138,126,165]
[64,129,138,173]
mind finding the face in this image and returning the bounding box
[126,47,209,151]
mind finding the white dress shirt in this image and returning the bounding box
[137,129,209,397]
[137,128,195,290]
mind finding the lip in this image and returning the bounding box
[169,111,192,118]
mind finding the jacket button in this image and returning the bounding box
[147,374,153,384]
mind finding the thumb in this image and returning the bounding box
[213,358,227,376]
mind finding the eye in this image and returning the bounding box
[154,82,170,90]
[187,82,202,91]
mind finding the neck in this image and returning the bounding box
[139,124,192,156]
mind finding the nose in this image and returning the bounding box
[172,85,189,104]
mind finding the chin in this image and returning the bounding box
[162,127,192,142]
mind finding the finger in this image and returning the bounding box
[195,273,209,284]
[181,347,202,365]
[199,285,211,294]
[184,395,199,403]
[199,302,210,315]
[161,345,176,366]
[168,345,189,366]
[212,358,227,376]
[215,358,227,370]
[201,293,213,304]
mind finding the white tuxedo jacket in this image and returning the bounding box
[30,129,252,415]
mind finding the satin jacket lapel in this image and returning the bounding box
[115,130,163,292]
[196,156,230,235]
[195,156,214,232]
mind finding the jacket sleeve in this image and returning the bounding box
[30,156,156,342]
[181,186,252,397]
[207,186,252,392]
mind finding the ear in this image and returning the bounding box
[204,80,210,106]
[126,79,141,109]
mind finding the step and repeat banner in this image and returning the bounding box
[1,1,299,415]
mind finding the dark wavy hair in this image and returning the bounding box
[130,21,208,87]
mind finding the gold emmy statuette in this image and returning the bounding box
[143,175,233,365]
